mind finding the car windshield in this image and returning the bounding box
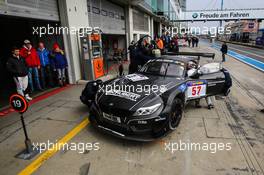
[139,60,185,77]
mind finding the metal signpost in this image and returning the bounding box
[9,94,40,160]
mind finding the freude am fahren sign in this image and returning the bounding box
[198,12,249,19]
[183,9,264,21]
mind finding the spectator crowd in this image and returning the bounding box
[6,39,68,101]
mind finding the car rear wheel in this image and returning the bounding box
[168,98,183,130]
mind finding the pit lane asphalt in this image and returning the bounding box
[0,44,263,175]
[211,40,264,63]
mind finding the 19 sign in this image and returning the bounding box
[9,94,28,113]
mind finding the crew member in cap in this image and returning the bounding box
[20,39,42,92]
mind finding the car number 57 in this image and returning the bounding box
[187,84,206,98]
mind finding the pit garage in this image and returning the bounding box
[87,0,127,72]
[0,0,64,107]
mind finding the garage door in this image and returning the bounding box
[87,0,125,35]
[133,9,149,32]
[0,0,59,21]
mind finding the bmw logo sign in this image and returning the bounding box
[192,13,198,18]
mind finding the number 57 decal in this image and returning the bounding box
[187,82,207,99]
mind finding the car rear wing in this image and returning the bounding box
[166,52,215,60]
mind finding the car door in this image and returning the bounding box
[198,63,226,96]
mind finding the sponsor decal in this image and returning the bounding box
[178,84,187,92]
[105,89,141,101]
[125,74,149,82]
[159,85,168,93]
[187,80,207,86]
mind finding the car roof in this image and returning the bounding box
[159,55,198,64]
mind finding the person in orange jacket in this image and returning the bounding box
[20,39,42,92]
[156,37,164,50]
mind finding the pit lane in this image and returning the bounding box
[0,44,263,175]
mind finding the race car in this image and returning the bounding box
[80,52,232,141]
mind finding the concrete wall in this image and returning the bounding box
[58,0,89,83]
[128,5,134,44]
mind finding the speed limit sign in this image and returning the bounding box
[9,94,28,113]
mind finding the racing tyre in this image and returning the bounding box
[168,98,183,130]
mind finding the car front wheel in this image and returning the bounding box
[168,98,183,130]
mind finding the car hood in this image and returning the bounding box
[97,73,184,113]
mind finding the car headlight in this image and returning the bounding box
[134,103,162,116]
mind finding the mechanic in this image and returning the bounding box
[128,41,138,74]
[128,38,157,74]
[187,61,214,109]
[220,42,228,62]
[138,41,156,65]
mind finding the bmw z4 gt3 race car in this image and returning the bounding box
[80,52,232,141]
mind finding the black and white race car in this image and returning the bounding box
[80,52,232,141]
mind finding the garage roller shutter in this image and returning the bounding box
[133,9,149,32]
[87,0,125,35]
[0,0,59,21]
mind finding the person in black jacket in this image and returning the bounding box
[195,37,199,47]
[6,47,32,101]
[220,42,228,62]
[128,41,138,74]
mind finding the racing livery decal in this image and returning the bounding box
[105,89,141,101]
[125,74,149,82]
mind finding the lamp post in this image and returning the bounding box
[217,0,224,40]
[220,0,224,27]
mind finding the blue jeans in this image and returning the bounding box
[28,67,42,91]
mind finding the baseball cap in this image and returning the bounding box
[24,40,31,44]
